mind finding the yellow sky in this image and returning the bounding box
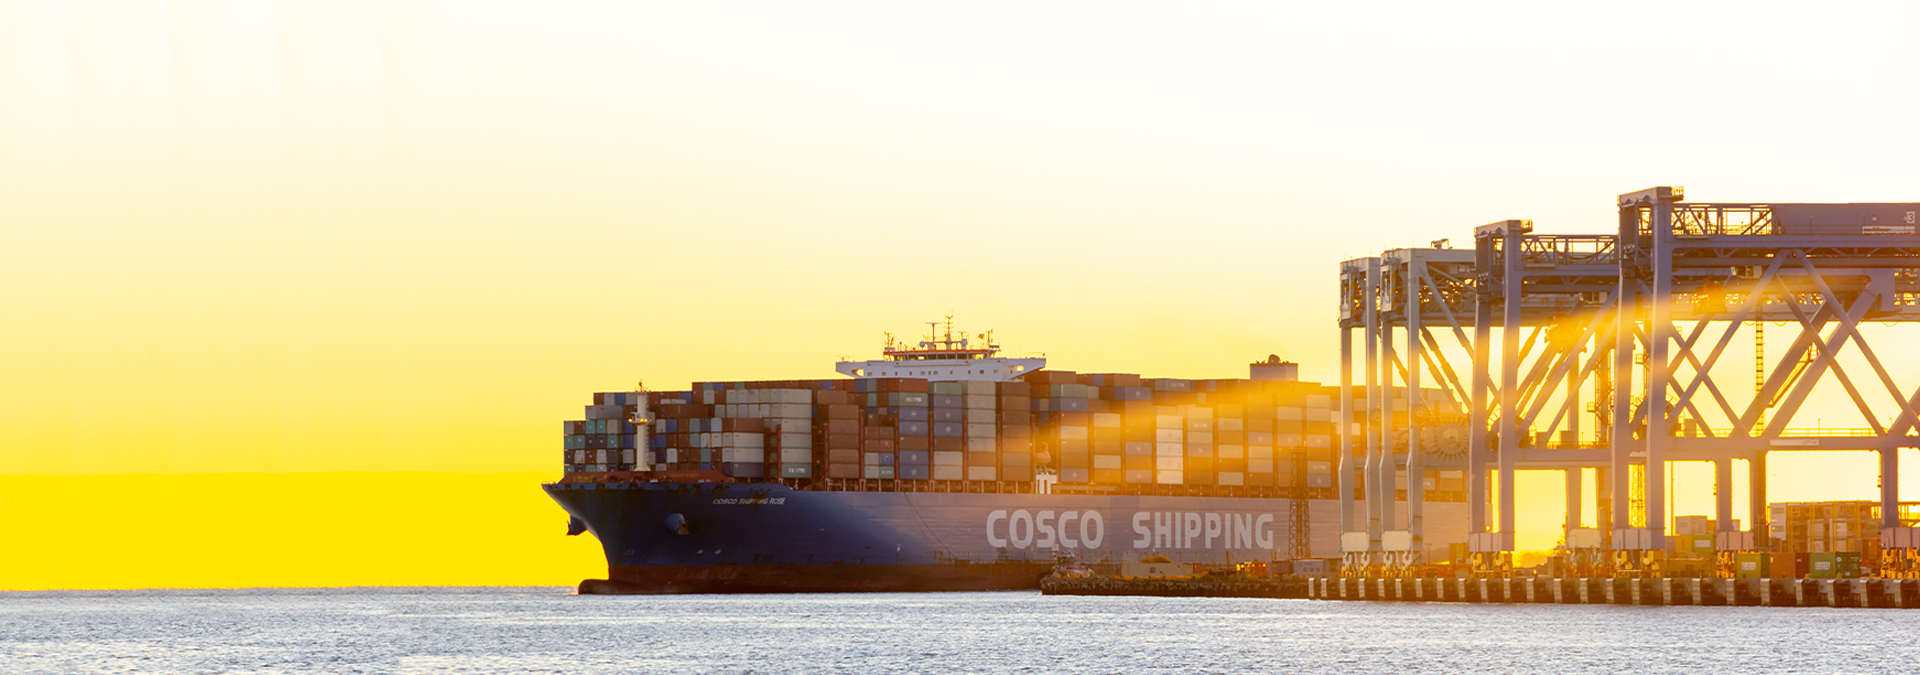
[4,2,1920,587]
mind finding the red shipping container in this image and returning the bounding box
[863,439,897,453]
[1024,370,1078,385]
[822,404,860,420]
[898,436,930,452]
[823,419,858,435]
[932,437,963,452]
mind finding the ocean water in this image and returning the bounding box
[3,588,1918,674]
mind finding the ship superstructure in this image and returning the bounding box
[835,317,1044,382]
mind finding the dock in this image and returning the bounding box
[1307,577,1920,608]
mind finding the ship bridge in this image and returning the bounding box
[835,318,1045,382]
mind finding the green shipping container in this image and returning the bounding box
[1807,552,1837,579]
[1735,552,1769,579]
[1835,552,1862,579]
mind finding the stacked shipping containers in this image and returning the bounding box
[1767,500,1897,560]
[557,371,1459,503]
[561,392,644,473]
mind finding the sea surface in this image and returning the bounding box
[3,587,1918,674]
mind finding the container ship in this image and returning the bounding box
[545,319,1472,593]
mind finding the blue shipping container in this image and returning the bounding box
[933,423,963,437]
[898,451,929,465]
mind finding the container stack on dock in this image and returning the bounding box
[560,370,1464,503]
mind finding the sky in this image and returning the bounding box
[3,1,1919,588]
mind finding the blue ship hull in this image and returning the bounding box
[545,481,1469,593]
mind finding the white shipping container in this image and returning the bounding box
[933,465,964,481]
[967,437,997,453]
[1276,433,1303,446]
[1155,442,1183,457]
[1156,470,1184,485]
[666,448,680,463]
[1156,456,1184,471]
[770,403,811,419]
[622,448,637,464]
[1217,444,1244,459]
[725,432,765,449]
[1218,472,1245,486]
[768,419,809,434]
[1216,418,1243,431]
[1249,445,1274,459]
[963,381,996,396]
[965,424,997,438]
[863,452,888,466]
[1306,435,1332,448]
[1092,413,1121,428]
[964,394,995,410]
[702,390,717,405]
[967,466,998,481]
[777,447,811,464]
[777,433,812,449]
[1308,461,1332,474]
[1249,459,1274,473]
[771,389,812,404]
[1186,420,1212,432]
[1057,426,1088,440]
[864,465,895,479]
[1093,455,1122,469]
[1306,408,1331,422]
[1183,406,1213,419]
[1155,429,1183,443]
[1156,415,1183,429]
[933,451,964,466]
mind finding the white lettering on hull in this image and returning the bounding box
[993,509,1270,551]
